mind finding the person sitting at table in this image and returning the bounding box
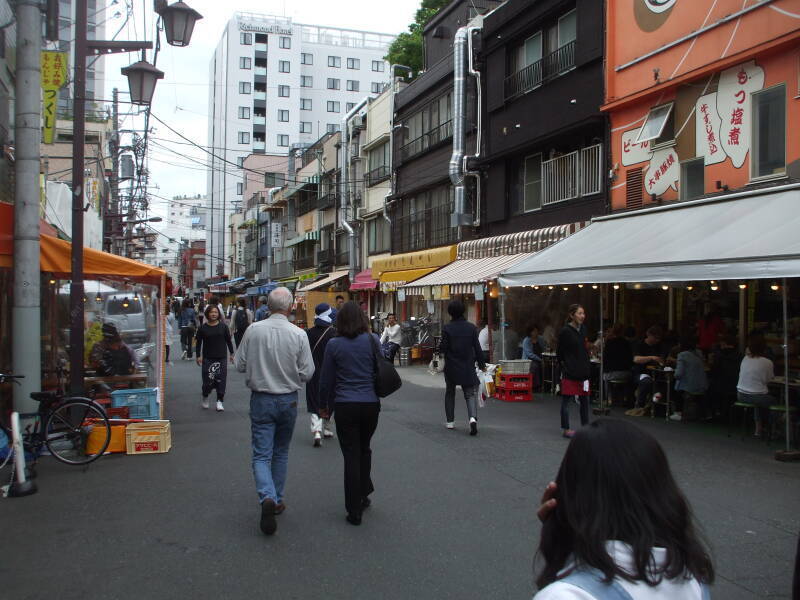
[736,333,775,437]
[708,334,742,420]
[89,323,138,376]
[523,324,546,391]
[628,325,667,416]
[672,336,709,422]
[602,323,633,404]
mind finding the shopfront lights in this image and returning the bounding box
[95,294,102,302]
[533,285,539,290]
[710,284,719,291]
[578,284,584,288]
[771,283,780,291]
[122,298,130,308]
[548,285,554,290]
[49,278,56,285]
[687,285,694,291]
[592,284,599,290]
[738,283,747,290]
[613,284,620,290]
[562,287,569,291]
[661,285,668,291]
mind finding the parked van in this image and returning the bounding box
[103,295,149,346]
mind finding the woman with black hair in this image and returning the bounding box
[533,419,714,599]
[318,301,382,525]
[557,304,592,438]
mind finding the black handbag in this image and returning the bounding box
[369,334,402,397]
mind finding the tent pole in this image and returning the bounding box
[668,287,674,330]
[599,284,604,414]
[499,289,507,361]
[783,278,790,452]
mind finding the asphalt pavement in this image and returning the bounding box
[2,354,799,599]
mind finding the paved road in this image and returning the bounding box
[3,358,798,599]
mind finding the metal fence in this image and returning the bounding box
[392,203,457,254]
[399,120,453,163]
[504,41,576,100]
[542,143,603,206]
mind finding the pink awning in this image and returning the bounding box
[350,269,377,290]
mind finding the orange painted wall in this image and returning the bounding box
[606,0,800,104]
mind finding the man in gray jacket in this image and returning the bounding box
[234,287,314,535]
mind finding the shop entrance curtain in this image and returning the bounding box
[499,185,800,287]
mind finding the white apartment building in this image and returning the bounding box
[205,12,395,279]
[158,194,208,284]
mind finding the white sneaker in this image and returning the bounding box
[313,432,322,447]
[323,428,334,438]
[201,398,209,410]
[446,422,455,429]
[181,350,187,359]
[216,401,224,412]
[669,412,682,421]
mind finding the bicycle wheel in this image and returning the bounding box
[45,400,110,465]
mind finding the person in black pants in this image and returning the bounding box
[195,304,234,412]
[318,302,382,526]
[440,300,486,434]
[557,304,592,439]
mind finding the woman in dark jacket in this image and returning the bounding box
[440,300,487,436]
[556,304,592,439]
[306,303,337,447]
[318,302,382,526]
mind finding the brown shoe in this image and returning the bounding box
[274,502,286,515]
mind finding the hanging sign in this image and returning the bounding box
[40,51,68,144]
[270,222,282,248]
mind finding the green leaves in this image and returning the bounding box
[385,0,451,80]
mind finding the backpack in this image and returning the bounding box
[235,308,249,333]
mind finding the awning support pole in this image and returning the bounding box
[668,287,674,330]
[499,289,507,361]
[783,278,790,452]
[599,285,605,413]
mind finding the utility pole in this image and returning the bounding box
[13,0,43,414]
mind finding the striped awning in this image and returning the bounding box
[297,270,349,292]
[402,253,536,295]
[285,231,319,246]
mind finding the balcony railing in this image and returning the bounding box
[399,120,453,162]
[317,192,336,210]
[253,140,265,153]
[542,143,603,206]
[366,165,390,187]
[255,43,267,53]
[253,115,266,125]
[335,251,350,266]
[254,91,266,101]
[504,41,576,100]
[392,202,458,254]
[297,194,316,215]
[295,255,315,270]
[254,66,267,76]
[317,248,334,265]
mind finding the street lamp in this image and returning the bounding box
[126,216,163,224]
[121,60,164,105]
[158,1,203,47]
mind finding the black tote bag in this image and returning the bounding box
[369,334,402,397]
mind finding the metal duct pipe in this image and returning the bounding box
[449,26,470,232]
[340,98,370,280]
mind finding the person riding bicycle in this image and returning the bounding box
[89,323,138,376]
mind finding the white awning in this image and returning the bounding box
[403,253,536,295]
[499,185,800,287]
[296,270,348,292]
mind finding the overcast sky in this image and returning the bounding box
[101,0,419,221]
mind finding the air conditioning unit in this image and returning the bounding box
[351,115,364,130]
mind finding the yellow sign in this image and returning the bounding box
[371,245,456,279]
[40,51,68,144]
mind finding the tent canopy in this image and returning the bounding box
[40,234,166,286]
[500,186,800,287]
[403,253,536,295]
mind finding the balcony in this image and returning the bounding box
[317,248,334,266]
[255,43,267,53]
[392,202,458,254]
[295,255,315,270]
[253,114,266,125]
[541,143,603,205]
[335,251,350,267]
[253,140,266,153]
[254,66,267,76]
[297,194,316,216]
[317,192,336,210]
[399,120,453,162]
[254,90,266,101]
[272,260,292,279]
[504,41,576,101]
[366,165,390,187]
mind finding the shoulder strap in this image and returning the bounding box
[312,326,332,354]
[558,568,634,600]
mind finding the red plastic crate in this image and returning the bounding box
[497,373,533,391]
[496,388,533,403]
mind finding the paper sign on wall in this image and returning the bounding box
[695,93,725,166]
[40,51,68,144]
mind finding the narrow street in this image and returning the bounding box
[3,359,798,599]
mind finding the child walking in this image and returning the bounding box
[195,304,234,412]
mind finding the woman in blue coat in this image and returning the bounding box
[440,300,487,435]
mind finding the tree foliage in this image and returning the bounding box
[385,0,451,79]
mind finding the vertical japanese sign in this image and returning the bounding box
[270,222,282,248]
[717,60,764,169]
[40,51,68,144]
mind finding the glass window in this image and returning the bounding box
[301,53,313,65]
[238,131,250,144]
[518,32,542,70]
[558,9,576,47]
[327,78,340,90]
[239,81,251,94]
[265,172,285,187]
[239,56,252,69]
[278,109,289,122]
[371,82,383,94]
[279,36,291,49]
[524,154,542,212]
[237,182,243,195]
[347,80,359,92]
[327,123,339,133]
[371,60,385,72]
[277,135,289,147]
[278,85,290,97]
[300,98,312,110]
[680,157,704,201]
[635,103,674,144]
[278,60,290,73]
[300,122,312,134]
[347,58,360,69]
[238,106,250,119]
[328,56,341,68]
[369,141,389,171]
[327,101,340,113]
[237,156,245,168]
[301,75,313,88]
[752,85,786,179]
[346,102,356,112]
[240,32,252,45]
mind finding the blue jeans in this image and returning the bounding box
[250,391,298,504]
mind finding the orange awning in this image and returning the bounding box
[39,234,166,285]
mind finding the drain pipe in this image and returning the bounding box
[450,26,471,235]
[340,98,369,281]
[466,25,482,227]
[384,65,413,228]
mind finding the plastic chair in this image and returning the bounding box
[728,401,759,441]
[767,404,798,445]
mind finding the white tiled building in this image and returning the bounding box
[205,13,395,278]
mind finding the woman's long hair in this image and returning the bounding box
[535,419,714,589]
[336,301,369,339]
[565,303,583,325]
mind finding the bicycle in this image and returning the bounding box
[0,372,111,466]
